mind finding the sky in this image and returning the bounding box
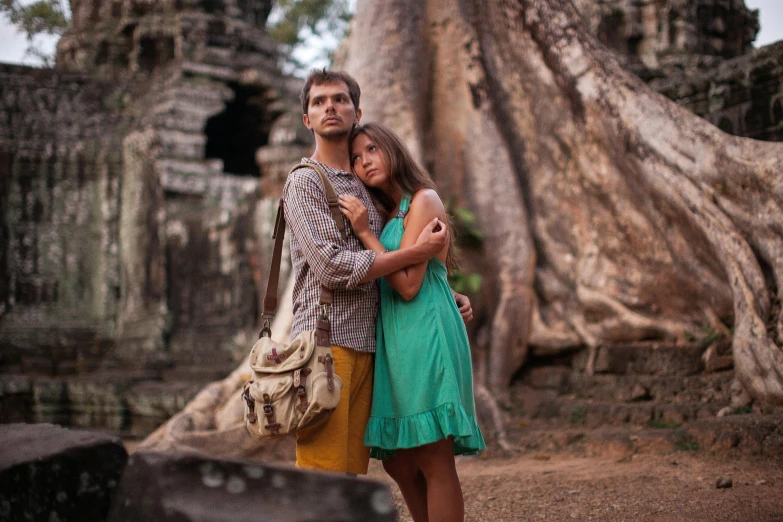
[0,0,781,69]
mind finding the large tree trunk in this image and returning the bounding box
[345,0,783,405]
[144,0,783,456]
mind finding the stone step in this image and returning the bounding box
[528,399,723,429]
[513,426,685,458]
[510,413,783,458]
[125,381,204,437]
[566,371,734,404]
[156,158,224,195]
[571,342,707,376]
[0,373,208,437]
[156,129,207,161]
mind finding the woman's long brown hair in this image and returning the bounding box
[351,122,458,271]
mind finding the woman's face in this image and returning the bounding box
[351,133,391,191]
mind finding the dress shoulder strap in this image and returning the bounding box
[395,193,413,219]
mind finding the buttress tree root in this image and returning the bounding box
[342,0,783,407]
[145,0,783,456]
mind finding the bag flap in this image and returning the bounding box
[249,330,316,374]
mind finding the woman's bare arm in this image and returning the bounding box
[340,191,449,300]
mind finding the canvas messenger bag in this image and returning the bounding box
[242,163,346,439]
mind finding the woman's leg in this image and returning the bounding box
[382,452,429,522]
[413,437,464,522]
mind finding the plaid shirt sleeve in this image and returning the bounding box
[283,169,376,290]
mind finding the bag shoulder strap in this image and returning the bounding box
[293,162,347,241]
[260,162,346,335]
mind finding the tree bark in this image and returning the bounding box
[144,0,783,455]
[344,0,783,404]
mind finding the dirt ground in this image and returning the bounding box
[368,452,783,522]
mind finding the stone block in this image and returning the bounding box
[107,451,397,522]
[521,366,571,392]
[0,375,34,423]
[0,423,127,522]
[566,372,734,404]
[125,381,202,436]
[66,378,130,431]
[572,342,705,376]
[32,379,69,425]
[686,413,783,455]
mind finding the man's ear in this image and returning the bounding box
[354,108,362,125]
[303,113,312,130]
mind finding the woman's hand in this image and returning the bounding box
[452,291,474,323]
[339,195,371,237]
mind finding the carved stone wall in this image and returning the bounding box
[655,41,783,141]
[573,0,759,74]
[0,0,309,435]
[0,65,130,375]
[575,0,781,141]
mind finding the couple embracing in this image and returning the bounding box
[284,68,485,522]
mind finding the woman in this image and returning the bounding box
[339,123,485,522]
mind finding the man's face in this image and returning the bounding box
[303,81,361,139]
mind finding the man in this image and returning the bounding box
[282,68,473,475]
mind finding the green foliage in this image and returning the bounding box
[267,0,352,69]
[448,272,483,296]
[445,202,485,296]
[684,324,724,346]
[451,205,484,248]
[1,0,68,37]
[731,404,753,415]
[673,429,699,452]
[648,412,680,429]
[569,404,587,426]
[0,0,69,66]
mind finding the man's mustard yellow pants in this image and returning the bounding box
[295,345,374,474]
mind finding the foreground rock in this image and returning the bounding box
[107,451,397,522]
[0,423,127,522]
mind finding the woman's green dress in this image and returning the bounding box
[364,194,486,459]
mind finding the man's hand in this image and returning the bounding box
[338,195,371,238]
[453,291,474,323]
[415,218,448,256]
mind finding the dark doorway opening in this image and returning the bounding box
[597,10,627,55]
[138,36,175,72]
[204,83,275,176]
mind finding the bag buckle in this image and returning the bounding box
[318,353,335,391]
[242,383,257,424]
[262,393,273,414]
[259,316,273,338]
[318,303,331,321]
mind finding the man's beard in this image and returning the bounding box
[318,126,351,141]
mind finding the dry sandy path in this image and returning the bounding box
[368,453,783,521]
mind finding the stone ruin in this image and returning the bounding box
[574,0,783,141]
[0,0,781,439]
[0,0,309,436]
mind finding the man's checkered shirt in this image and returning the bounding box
[282,158,385,353]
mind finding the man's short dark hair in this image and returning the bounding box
[300,68,361,115]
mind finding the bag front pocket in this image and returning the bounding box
[297,371,343,429]
[249,331,316,374]
[246,375,298,437]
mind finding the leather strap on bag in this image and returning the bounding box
[260,162,347,343]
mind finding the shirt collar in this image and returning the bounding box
[302,157,353,177]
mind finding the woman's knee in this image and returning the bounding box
[382,456,418,482]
